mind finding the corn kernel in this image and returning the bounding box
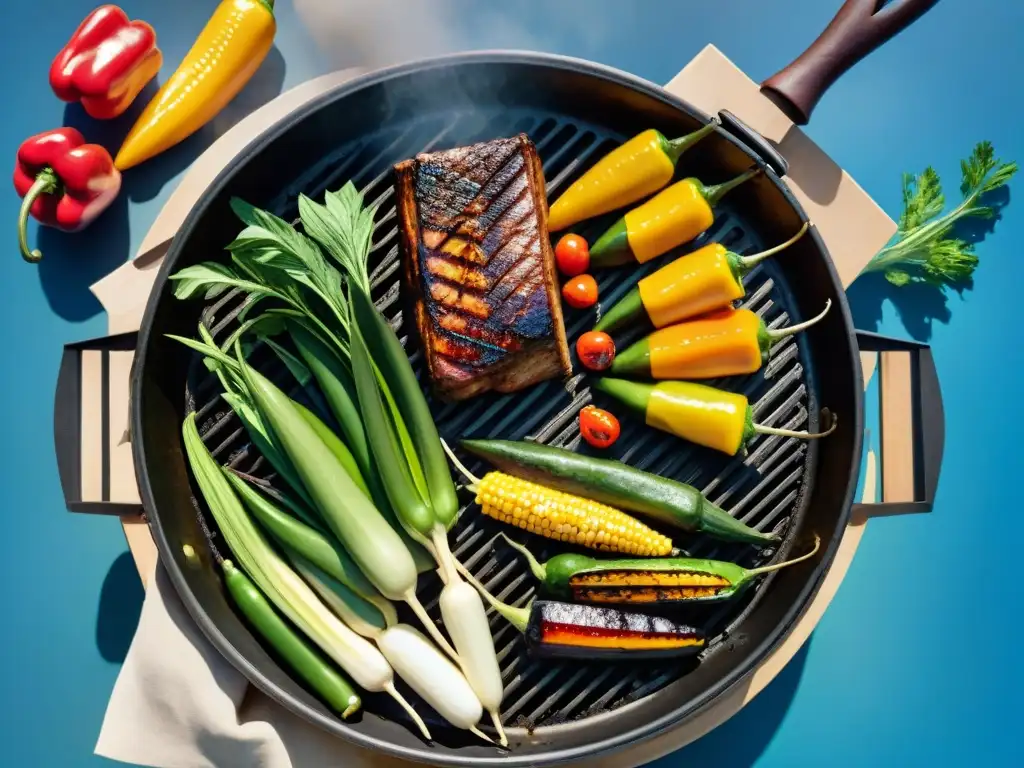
[477,471,673,556]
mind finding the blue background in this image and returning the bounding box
[2,0,1021,765]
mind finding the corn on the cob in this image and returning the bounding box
[475,472,672,556]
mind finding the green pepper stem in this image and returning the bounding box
[499,533,548,582]
[764,299,832,343]
[746,534,821,577]
[441,438,482,491]
[455,560,531,635]
[701,167,761,208]
[738,221,811,271]
[754,412,838,441]
[18,167,58,263]
[663,121,719,165]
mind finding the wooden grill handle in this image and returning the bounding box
[761,0,940,125]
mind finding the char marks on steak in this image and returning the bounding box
[395,134,571,400]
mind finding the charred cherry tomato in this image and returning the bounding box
[554,233,590,276]
[562,274,599,309]
[576,331,616,371]
[579,405,621,449]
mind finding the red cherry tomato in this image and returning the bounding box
[579,405,621,449]
[576,331,616,371]
[562,274,598,309]
[554,234,590,277]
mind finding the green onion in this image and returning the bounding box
[350,287,459,527]
[221,559,361,718]
[181,413,426,735]
[222,469,394,623]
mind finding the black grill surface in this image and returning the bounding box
[185,109,820,739]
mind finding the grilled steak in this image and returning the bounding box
[395,134,572,400]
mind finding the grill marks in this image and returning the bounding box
[569,570,731,604]
[395,134,571,400]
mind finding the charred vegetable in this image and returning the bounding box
[459,439,779,546]
[457,563,704,659]
[611,301,831,380]
[594,378,837,456]
[501,533,820,604]
[596,223,810,334]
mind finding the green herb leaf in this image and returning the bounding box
[960,140,1017,198]
[899,168,943,232]
[884,269,911,287]
[863,141,1016,291]
[169,263,273,302]
[300,182,377,294]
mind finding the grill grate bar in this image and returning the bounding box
[184,109,820,734]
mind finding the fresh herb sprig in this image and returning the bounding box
[863,141,1017,288]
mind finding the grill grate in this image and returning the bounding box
[184,109,819,736]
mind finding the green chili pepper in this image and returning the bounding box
[501,533,820,605]
[221,559,362,718]
[460,439,779,546]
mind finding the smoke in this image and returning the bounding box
[292,0,615,70]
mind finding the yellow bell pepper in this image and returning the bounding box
[593,378,838,456]
[589,168,760,268]
[546,122,718,232]
[610,300,832,380]
[115,0,277,170]
[594,223,811,334]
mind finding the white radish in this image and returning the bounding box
[431,528,508,747]
[377,624,487,736]
[294,554,491,743]
[440,580,508,746]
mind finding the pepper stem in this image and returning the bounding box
[455,560,531,635]
[765,299,832,342]
[441,438,482,492]
[18,167,58,263]
[738,221,811,270]
[754,411,838,441]
[746,534,821,577]
[702,167,761,208]
[663,120,719,165]
[499,533,548,582]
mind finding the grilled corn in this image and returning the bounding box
[475,472,672,556]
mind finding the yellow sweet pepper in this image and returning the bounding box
[546,122,718,233]
[589,168,760,268]
[610,301,832,380]
[594,378,837,457]
[115,0,277,170]
[594,223,811,334]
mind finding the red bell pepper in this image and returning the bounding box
[14,128,122,263]
[50,5,162,120]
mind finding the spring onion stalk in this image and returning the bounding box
[349,320,507,739]
[235,350,446,653]
[293,555,492,742]
[227,469,322,531]
[223,469,395,622]
[168,330,319,514]
[221,559,361,718]
[181,413,426,735]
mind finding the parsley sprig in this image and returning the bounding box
[863,141,1017,288]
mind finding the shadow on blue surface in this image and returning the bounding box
[34,46,288,322]
[644,636,813,768]
[95,552,145,664]
[845,185,1012,342]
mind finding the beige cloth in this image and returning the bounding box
[96,559,413,768]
